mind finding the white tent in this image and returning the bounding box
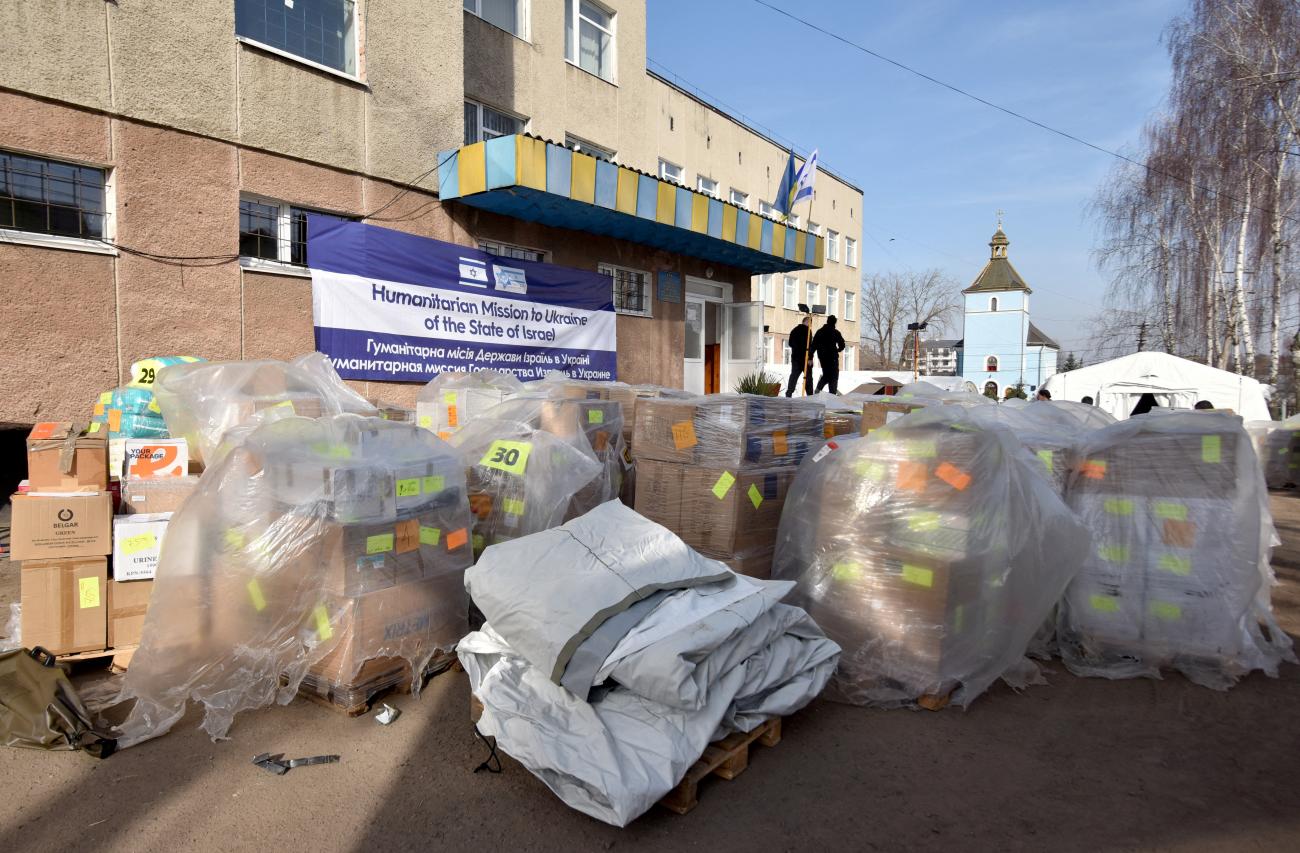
[1042,352,1271,422]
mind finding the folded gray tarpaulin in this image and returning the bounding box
[459,502,840,827]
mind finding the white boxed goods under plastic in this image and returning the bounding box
[111,514,171,581]
[771,406,1091,707]
[101,414,473,745]
[415,370,524,438]
[459,501,840,827]
[1058,411,1294,688]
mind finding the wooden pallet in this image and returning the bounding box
[298,653,459,717]
[55,645,139,670]
[916,691,951,711]
[658,717,783,815]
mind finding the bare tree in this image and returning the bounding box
[860,269,959,367]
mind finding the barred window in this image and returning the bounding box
[599,263,652,317]
[0,150,106,241]
[239,196,352,268]
[465,100,526,145]
[480,240,547,262]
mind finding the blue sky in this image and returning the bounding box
[646,0,1184,358]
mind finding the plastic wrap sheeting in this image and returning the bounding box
[448,416,602,557]
[415,370,524,438]
[153,357,364,466]
[1247,415,1300,489]
[105,415,473,745]
[290,352,379,415]
[1058,411,1295,688]
[771,405,1091,707]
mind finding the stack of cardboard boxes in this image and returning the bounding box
[14,423,115,656]
[632,395,824,578]
[1061,416,1263,674]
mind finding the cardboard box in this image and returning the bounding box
[108,579,154,647]
[724,551,774,580]
[10,492,113,561]
[633,460,686,532]
[862,400,925,433]
[112,513,171,581]
[308,575,467,689]
[26,422,109,492]
[632,399,698,463]
[679,465,796,560]
[123,438,189,479]
[20,557,108,655]
[120,475,200,514]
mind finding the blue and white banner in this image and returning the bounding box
[308,217,617,383]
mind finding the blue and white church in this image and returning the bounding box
[955,225,1059,398]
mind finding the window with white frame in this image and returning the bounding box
[564,134,615,162]
[844,344,855,368]
[658,159,684,185]
[1,150,108,241]
[827,229,840,262]
[783,276,797,309]
[843,291,855,323]
[565,0,615,82]
[480,240,547,262]
[759,200,776,220]
[826,286,838,318]
[239,196,353,267]
[464,100,526,145]
[696,176,719,198]
[845,236,858,267]
[464,0,526,39]
[808,221,821,236]
[806,281,818,307]
[729,188,748,209]
[757,274,777,306]
[236,0,358,76]
[599,262,652,317]
[789,214,801,229]
[779,335,791,364]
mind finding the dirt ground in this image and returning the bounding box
[1,497,1299,852]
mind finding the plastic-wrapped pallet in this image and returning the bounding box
[527,374,639,440]
[102,414,474,745]
[290,352,379,416]
[1247,415,1300,489]
[771,405,1091,707]
[415,370,525,438]
[448,415,602,557]
[633,394,823,578]
[153,357,358,466]
[1058,411,1295,688]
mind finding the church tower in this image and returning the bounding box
[956,221,1058,397]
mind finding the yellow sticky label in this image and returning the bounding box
[588,409,605,424]
[900,564,934,588]
[418,415,433,429]
[907,440,937,458]
[1150,601,1182,621]
[88,422,102,433]
[443,391,458,405]
[366,533,395,554]
[472,533,486,552]
[224,529,246,550]
[78,577,100,609]
[314,605,333,641]
[855,460,886,481]
[1037,449,1054,472]
[1089,594,1120,613]
[396,478,420,497]
[270,400,295,412]
[122,532,158,555]
[747,484,763,509]
[1104,499,1133,516]
[1154,501,1188,521]
[1202,435,1221,464]
[671,420,698,450]
[481,439,533,475]
[712,471,736,499]
[907,512,941,532]
[148,398,161,414]
[503,497,525,515]
[832,561,863,581]
[131,358,163,386]
[247,579,267,612]
[1098,545,1130,563]
[98,391,113,404]
[1158,554,1192,576]
[422,475,445,494]
[310,442,352,460]
[419,526,441,546]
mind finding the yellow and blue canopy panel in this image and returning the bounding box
[439,135,824,275]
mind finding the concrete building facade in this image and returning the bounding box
[0,0,862,424]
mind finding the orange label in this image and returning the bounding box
[773,430,789,456]
[936,462,972,491]
[29,422,63,440]
[446,527,469,550]
[108,409,122,432]
[897,461,928,492]
[437,431,452,441]
[592,430,610,453]
[127,444,182,478]
[670,421,697,450]
[93,402,106,417]
[1080,460,1107,480]
[447,404,459,428]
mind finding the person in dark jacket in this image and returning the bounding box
[812,315,846,394]
[785,316,813,396]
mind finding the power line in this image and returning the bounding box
[749,0,1300,228]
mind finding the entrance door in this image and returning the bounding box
[726,301,764,391]
[684,296,706,395]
